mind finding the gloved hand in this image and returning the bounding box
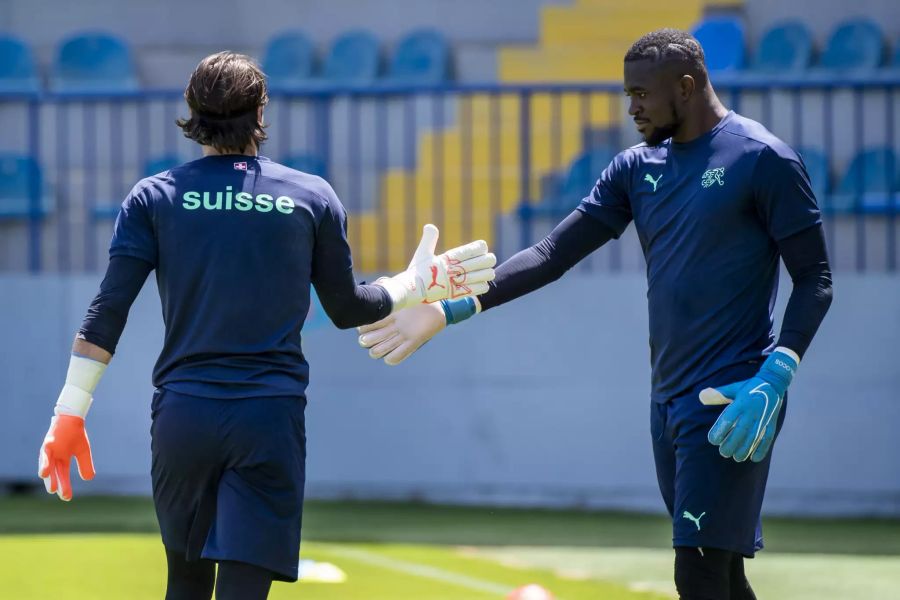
[699,348,799,463]
[38,354,106,501]
[359,296,480,365]
[39,415,95,501]
[375,224,495,312]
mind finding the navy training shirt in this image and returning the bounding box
[578,112,821,402]
[109,154,356,399]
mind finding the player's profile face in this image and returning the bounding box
[624,60,682,146]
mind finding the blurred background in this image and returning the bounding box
[0,0,898,598]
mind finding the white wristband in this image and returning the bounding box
[55,354,107,418]
[774,346,800,365]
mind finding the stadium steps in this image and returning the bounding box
[351,0,741,271]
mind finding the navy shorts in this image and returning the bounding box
[150,388,307,581]
[651,361,787,557]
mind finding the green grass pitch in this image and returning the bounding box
[1,497,898,599]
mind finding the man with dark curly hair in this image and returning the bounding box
[36,51,495,600]
[358,29,834,600]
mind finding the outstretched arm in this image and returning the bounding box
[358,210,615,364]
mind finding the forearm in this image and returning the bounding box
[776,224,834,358]
[479,209,615,311]
[315,277,392,329]
[79,255,153,354]
[72,338,112,364]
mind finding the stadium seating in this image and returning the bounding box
[751,21,814,72]
[0,35,40,93]
[523,146,616,216]
[819,19,885,70]
[321,30,380,86]
[92,155,183,219]
[283,153,326,177]
[263,31,316,91]
[830,147,897,213]
[0,154,49,219]
[384,29,451,85]
[796,147,831,202]
[692,17,746,73]
[51,32,139,92]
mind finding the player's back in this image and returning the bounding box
[111,155,340,399]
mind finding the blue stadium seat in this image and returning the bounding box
[283,153,326,177]
[796,147,830,202]
[0,154,49,220]
[692,17,746,73]
[263,31,316,91]
[51,32,139,93]
[0,35,40,93]
[523,146,616,217]
[752,21,814,72]
[385,29,450,84]
[322,30,380,86]
[831,147,897,213]
[819,19,885,70]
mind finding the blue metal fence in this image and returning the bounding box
[0,78,897,274]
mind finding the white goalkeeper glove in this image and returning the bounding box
[358,296,481,365]
[375,224,495,312]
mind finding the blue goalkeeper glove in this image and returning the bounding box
[699,348,799,463]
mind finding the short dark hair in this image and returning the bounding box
[624,29,708,83]
[176,51,269,153]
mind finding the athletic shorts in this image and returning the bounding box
[150,388,307,581]
[651,360,788,557]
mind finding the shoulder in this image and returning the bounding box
[608,143,666,173]
[258,158,340,209]
[721,113,802,164]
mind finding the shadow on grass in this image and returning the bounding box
[3,496,899,557]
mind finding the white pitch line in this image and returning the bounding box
[324,545,514,596]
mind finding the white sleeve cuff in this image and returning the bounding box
[774,346,800,365]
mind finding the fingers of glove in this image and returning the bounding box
[707,403,741,445]
[454,282,489,298]
[441,239,489,263]
[452,267,495,286]
[699,387,732,406]
[358,313,395,335]
[384,339,425,366]
[706,381,746,404]
[410,224,439,265]
[38,444,51,478]
[55,459,72,501]
[358,323,398,348]
[719,415,758,461]
[750,423,777,463]
[368,334,403,359]
[452,253,497,274]
[75,445,95,481]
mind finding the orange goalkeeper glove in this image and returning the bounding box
[38,354,106,501]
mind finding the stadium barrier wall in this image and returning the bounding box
[1,271,898,517]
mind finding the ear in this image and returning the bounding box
[678,74,696,102]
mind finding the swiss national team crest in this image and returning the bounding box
[701,167,725,188]
[233,161,248,171]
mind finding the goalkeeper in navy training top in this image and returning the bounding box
[36,51,495,600]
[358,29,833,600]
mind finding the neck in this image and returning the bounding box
[202,143,257,157]
[671,88,729,144]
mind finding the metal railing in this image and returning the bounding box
[0,76,897,274]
